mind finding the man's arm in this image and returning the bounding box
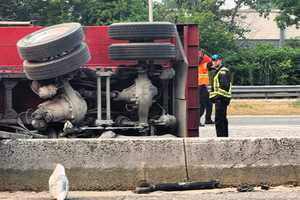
[207,62,213,71]
[218,71,231,91]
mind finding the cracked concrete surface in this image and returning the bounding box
[2,186,300,200]
[1,138,300,190]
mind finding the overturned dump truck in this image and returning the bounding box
[0,21,199,138]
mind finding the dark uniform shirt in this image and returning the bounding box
[211,65,231,104]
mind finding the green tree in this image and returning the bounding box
[71,0,148,25]
[180,11,237,54]
[0,0,148,26]
[272,0,300,28]
[154,0,242,53]
[0,0,48,22]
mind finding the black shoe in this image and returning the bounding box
[199,123,205,127]
[205,120,215,124]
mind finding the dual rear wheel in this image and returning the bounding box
[108,22,177,61]
[17,23,90,80]
[17,22,177,80]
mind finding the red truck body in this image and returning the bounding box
[0,24,199,137]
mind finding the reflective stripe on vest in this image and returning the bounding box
[209,67,232,99]
[198,63,209,86]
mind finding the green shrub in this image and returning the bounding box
[224,44,300,85]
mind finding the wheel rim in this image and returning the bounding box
[24,27,70,44]
[18,23,80,46]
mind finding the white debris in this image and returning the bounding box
[49,164,69,200]
[99,131,117,138]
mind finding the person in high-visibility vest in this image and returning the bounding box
[209,54,232,137]
[198,51,214,126]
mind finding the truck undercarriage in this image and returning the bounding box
[0,22,199,138]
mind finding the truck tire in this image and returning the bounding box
[109,43,176,60]
[24,43,91,80]
[108,22,176,40]
[17,23,84,61]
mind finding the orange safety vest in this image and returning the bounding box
[198,62,209,86]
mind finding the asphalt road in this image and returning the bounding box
[228,115,300,126]
[199,115,300,138]
[2,187,300,200]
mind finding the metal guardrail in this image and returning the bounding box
[209,85,300,98]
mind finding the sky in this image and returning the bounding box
[221,0,237,9]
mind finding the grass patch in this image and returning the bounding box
[291,100,300,108]
[237,104,254,109]
[228,99,300,115]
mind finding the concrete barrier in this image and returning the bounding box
[0,138,187,191]
[185,137,300,186]
[1,137,300,191]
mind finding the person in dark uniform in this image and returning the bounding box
[198,51,214,126]
[209,54,232,137]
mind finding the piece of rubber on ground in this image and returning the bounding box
[237,184,255,192]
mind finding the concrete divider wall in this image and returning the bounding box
[185,138,300,186]
[0,139,187,191]
[1,137,300,191]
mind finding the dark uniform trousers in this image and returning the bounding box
[199,85,212,121]
[210,65,231,137]
[215,99,229,137]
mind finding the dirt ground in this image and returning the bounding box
[228,99,300,115]
[1,186,300,200]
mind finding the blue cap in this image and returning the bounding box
[211,54,222,61]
